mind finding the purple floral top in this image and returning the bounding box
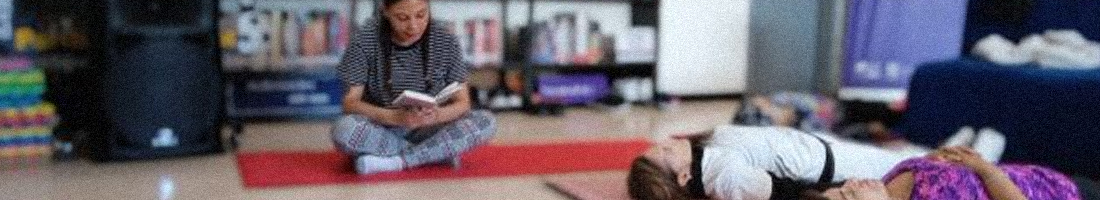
[882,158,1079,200]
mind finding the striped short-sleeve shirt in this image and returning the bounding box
[337,20,469,107]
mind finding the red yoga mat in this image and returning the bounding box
[236,140,650,188]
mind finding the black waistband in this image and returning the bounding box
[687,141,707,199]
[770,135,837,200]
[686,134,836,199]
[814,135,835,183]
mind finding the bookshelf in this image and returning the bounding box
[517,0,659,115]
[215,0,661,130]
[216,0,359,146]
[433,0,659,114]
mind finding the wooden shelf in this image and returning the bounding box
[529,63,655,69]
[530,0,647,2]
[222,54,342,72]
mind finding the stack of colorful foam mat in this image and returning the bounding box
[0,56,57,170]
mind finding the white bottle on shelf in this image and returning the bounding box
[574,12,589,62]
[553,14,574,65]
[638,78,654,102]
[283,9,300,59]
[268,10,286,71]
[235,0,264,55]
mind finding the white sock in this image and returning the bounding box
[941,126,976,148]
[972,127,1007,163]
[356,154,405,174]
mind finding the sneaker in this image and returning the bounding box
[972,127,1007,163]
[941,126,976,148]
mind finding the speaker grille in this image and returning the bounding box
[104,39,220,148]
[108,0,214,36]
[118,0,205,28]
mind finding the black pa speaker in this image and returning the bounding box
[86,0,224,161]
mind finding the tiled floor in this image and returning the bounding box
[1,99,738,199]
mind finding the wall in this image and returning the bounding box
[838,0,968,102]
[657,0,751,96]
[815,0,846,94]
[746,0,846,94]
[746,0,819,93]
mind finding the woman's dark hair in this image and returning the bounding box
[627,156,690,200]
[379,0,434,95]
[798,189,831,200]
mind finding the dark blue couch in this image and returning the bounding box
[899,0,1100,179]
[899,59,1100,178]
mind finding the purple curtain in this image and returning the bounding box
[842,0,968,91]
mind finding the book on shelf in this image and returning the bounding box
[553,14,573,65]
[447,18,502,68]
[527,12,611,66]
[328,12,350,55]
[283,10,300,60]
[267,10,286,70]
[528,22,555,65]
[220,8,350,71]
[573,13,589,58]
[390,82,463,109]
[300,10,329,57]
[462,20,477,64]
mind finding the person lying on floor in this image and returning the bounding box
[330,0,496,175]
[812,146,1094,200]
[626,125,1006,200]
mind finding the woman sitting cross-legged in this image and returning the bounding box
[330,0,496,175]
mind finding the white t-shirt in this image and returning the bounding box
[701,125,923,200]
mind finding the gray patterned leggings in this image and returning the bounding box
[330,110,497,168]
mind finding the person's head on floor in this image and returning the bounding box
[381,0,431,46]
[628,138,693,200]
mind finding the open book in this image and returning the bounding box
[390,82,463,108]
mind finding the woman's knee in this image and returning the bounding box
[466,110,497,140]
[332,115,363,135]
[469,110,497,131]
[332,114,383,141]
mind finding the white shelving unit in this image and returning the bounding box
[218,0,359,146]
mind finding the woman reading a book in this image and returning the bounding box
[331,0,497,174]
